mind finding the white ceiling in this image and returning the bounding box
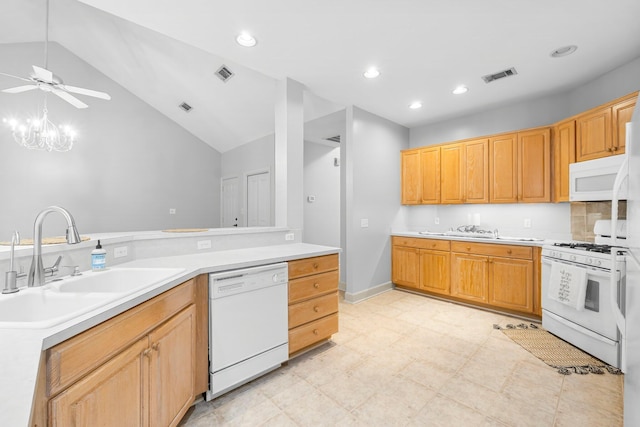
[2,0,640,152]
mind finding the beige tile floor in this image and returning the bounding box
[180,290,623,426]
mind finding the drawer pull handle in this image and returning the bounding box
[313,283,320,289]
[314,306,320,312]
[313,329,319,335]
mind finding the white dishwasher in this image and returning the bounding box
[206,262,288,400]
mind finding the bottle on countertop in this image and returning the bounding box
[91,240,107,271]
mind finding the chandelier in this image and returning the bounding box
[3,96,76,152]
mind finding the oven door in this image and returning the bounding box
[541,256,619,341]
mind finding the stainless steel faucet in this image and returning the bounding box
[28,206,81,287]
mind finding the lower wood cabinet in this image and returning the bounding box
[42,279,201,427]
[288,254,339,356]
[392,236,540,316]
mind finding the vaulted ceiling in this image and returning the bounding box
[2,0,640,152]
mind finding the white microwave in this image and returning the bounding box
[569,154,628,201]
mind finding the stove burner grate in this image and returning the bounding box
[553,242,626,255]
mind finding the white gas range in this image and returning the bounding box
[541,238,627,368]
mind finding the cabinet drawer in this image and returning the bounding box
[288,293,338,329]
[288,254,338,279]
[289,313,339,355]
[392,236,450,251]
[47,280,195,397]
[289,270,339,303]
[450,242,532,259]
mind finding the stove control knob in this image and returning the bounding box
[596,260,602,266]
[570,255,577,261]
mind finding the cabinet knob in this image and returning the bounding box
[507,249,512,254]
[313,329,319,335]
[313,263,319,269]
[152,343,160,352]
[313,306,320,312]
[313,283,320,289]
[142,349,151,358]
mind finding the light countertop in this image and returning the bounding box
[0,242,339,427]
[391,230,547,247]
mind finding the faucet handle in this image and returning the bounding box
[44,255,63,277]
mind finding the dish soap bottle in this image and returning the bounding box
[91,240,107,271]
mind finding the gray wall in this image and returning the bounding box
[344,106,409,299]
[220,134,275,226]
[0,42,221,238]
[303,141,340,247]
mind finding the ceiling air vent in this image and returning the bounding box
[481,67,518,84]
[215,65,234,82]
[178,102,192,112]
[325,135,341,143]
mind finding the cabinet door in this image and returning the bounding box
[49,339,147,427]
[464,139,489,203]
[576,107,612,161]
[488,257,533,313]
[401,150,422,204]
[489,134,518,203]
[451,253,488,303]
[420,146,441,204]
[553,120,575,202]
[148,305,196,427]
[612,97,636,155]
[518,128,551,203]
[419,249,450,295]
[392,245,419,288]
[440,143,465,204]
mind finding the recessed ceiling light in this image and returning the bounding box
[236,32,257,47]
[452,85,468,95]
[409,101,423,109]
[363,67,380,79]
[550,45,577,58]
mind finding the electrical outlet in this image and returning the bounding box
[114,246,128,258]
[524,218,532,228]
[285,233,294,241]
[435,217,440,225]
[169,208,176,215]
[197,240,212,250]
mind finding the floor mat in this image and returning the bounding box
[494,323,622,375]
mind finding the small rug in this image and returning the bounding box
[493,323,622,375]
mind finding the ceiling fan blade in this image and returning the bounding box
[0,71,32,82]
[2,85,38,94]
[51,88,88,109]
[32,65,54,83]
[62,84,111,100]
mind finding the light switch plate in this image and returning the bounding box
[524,218,532,228]
[361,218,369,228]
[285,233,294,241]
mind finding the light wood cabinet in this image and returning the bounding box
[518,128,551,203]
[288,254,339,356]
[576,92,637,161]
[401,149,422,204]
[440,143,465,204]
[392,236,541,316]
[464,139,489,204]
[489,133,518,203]
[552,120,576,202]
[420,146,441,204]
[46,280,198,427]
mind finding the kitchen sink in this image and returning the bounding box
[51,267,186,294]
[0,267,187,329]
[0,291,109,328]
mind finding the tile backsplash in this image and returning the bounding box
[570,201,626,242]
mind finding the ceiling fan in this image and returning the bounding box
[0,0,111,109]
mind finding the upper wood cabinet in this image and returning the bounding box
[552,120,576,202]
[518,128,551,203]
[576,92,637,161]
[420,146,441,204]
[401,149,422,204]
[489,133,518,203]
[464,139,489,203]
[489,128,550,203]
[440,142,465,204]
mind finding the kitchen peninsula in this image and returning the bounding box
[0,228,339,426]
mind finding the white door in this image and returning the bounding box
[221,177,239,227]
[247,171,271,227]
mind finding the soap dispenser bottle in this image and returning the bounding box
[91,240,107,271]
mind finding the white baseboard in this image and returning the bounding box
[343,281,394,304]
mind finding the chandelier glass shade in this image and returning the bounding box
[3,98,76,152]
